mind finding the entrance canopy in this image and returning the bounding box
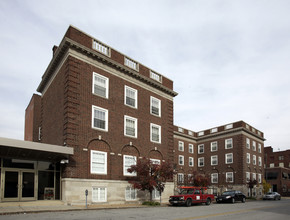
[0,137,74,162]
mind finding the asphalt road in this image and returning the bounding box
[1,199,290,220]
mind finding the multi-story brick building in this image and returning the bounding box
[264,146,290,196]
[0,26,266,204]
[173,121,265,197]
[24,26,178,204]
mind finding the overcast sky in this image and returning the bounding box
[0,0,289,151]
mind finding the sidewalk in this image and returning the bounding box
[0,200,144,215]
[1,198,290,215]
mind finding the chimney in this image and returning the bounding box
[52,45,58,56]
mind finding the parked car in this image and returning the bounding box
[169,187,215,207]
[263,192,281,200]
[216,190,246,204]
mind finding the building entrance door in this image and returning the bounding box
[2,170,36,201]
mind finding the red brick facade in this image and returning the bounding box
[24,26,266,202]
[25,26,177,182]
[264,146,290,196]
[173,121,265,195]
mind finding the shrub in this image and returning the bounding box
[142,201,160,206]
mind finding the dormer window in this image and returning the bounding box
[92,40,110,56]
[124,57,138,71]
[150,71,162,82]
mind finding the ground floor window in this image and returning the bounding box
[125,186,137,200]
[152,188,160,200]
[92,187,107,202]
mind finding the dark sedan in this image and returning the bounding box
[263,192,281,200]
[216,190,246,204]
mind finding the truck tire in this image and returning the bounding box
[206,198,211,205]
[185,199,192,207]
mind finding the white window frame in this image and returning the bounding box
[226,172,234,183]
[225,153,233,164]
[189,157,194,167]
[178,173,184,183]
[253,155,256,165]
[211,155,218,166]
[92,105,108,131]
[258,143,261,153]
[225,138,233,149]
[252,173,256,181]
[125,186,137,201]
[178,141,184,151]
[246,138,250,149]
[211,141,218,152]
[150,71,162,82]
[211,173,218,183]
[279,162,284,167]
[124,115,137,138]
[90,150,107,175]
[152,188,161,200]
[92,72,109,98]
[92,39,110,56]
[189,144,194,154]
[211,128,218,133]
[178,127,184,133]
[123,155,137,176]
[178,155,184,166]
[252,141,256,151]
[150,96,161,117]
[150,158,161,165]
[246,172,250,182]
[92,187,107,202]
[198,157,204,167]
[150,123,161,144]
[247,153,251,164]
[225,124,233,130]
[198,144,204,154]
[258,174,262,183]
[124,86,138,108]
[258,156,262,166]
[124,57,138,71]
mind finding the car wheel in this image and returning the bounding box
[242,197,246,203]
[206,198,211,205]
[278,197,281,200]
[186,199,192,207]
[231,198,235,204]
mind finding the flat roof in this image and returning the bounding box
[0,137,73,162]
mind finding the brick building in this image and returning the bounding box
[0,26,266,203]
[264,146,290,196]
[173,121,265,197]
[24,26,177,204]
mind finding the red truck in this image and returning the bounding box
[169,187,215,207]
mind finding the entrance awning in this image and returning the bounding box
[0,137,74,162]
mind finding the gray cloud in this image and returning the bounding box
[0,0,289,150]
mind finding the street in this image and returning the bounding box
[1,199,290,220]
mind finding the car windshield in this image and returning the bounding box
[266,192,274,195]
[180,189,194,195]
[222,191,234,196]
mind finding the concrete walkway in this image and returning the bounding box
[0,200,144,215]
